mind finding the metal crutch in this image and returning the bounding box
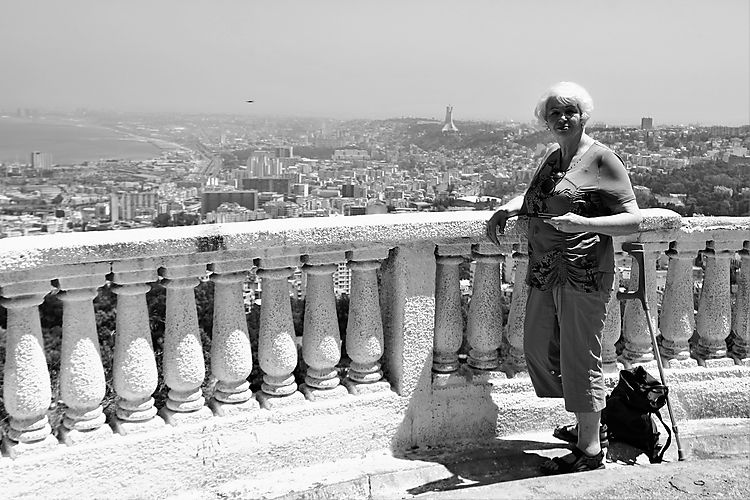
[617,242,686,461]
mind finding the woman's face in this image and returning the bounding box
[545,97,584,136]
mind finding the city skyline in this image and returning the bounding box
[1,0,748,126]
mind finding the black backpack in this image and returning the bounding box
[602,366,672,463]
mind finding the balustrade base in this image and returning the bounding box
[256,390,306,410]
[209,396,260,417]
[662,357,700,369]
[342,378,392,395]
[300,383,350,402]
[617,353,654,369]
[58,423,114,446]
[159,406,214,426]
[432,370,470,388]
[727,334,749,361]
[694,357,736,369]
[1,434,59,459]
[499,358,526,378]
[110,415,166,436]
[602,362,623,374]
[465,365,494,384]
[433,364,495,388]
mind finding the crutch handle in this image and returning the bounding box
[617,242,646,303]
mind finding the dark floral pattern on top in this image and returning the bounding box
[528,248,562,289]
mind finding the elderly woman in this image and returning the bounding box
[487,82,642,474]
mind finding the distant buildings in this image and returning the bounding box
[332,149,370,161]
[641,117,654,130]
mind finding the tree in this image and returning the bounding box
[152,213,171,227]
[172,212,200,226]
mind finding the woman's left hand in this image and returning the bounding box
[546,212,588,233]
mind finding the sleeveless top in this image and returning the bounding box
[521,141,637,292]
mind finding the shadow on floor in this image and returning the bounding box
[402,439,646,496]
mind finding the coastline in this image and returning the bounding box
[0,116,191,165]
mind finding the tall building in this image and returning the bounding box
[247,151,272,177]
[274,146,294,158]
[333,262,351,295]
[242,177,290,195]
[110,191,159,222]
[641,117,654,130]
[30,151,52,169]
[441,105,459,134]
[201,190,258,215]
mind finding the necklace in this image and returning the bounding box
[560,139,594,172]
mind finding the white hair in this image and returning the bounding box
[533,81,594,127]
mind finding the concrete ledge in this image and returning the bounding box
[0,209,691,273]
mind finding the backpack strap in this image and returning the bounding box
[652,410,672,463]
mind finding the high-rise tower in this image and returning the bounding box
[441,105,458,134]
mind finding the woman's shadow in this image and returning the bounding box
[401,439,648,496]
[401,437,566,496]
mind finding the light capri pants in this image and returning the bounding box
[522,272,615,413]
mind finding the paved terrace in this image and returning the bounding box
[0,209,749,498]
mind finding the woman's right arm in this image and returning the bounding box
[486,195,525,245]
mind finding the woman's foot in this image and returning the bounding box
[540,447,605,475]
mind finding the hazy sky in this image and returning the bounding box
[1,0,748,125]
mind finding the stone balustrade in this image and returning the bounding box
[0,209,749,459]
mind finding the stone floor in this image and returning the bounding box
[197,417,750,500]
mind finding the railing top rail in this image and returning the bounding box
[2,208,748,275]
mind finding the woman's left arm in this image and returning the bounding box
[550,200,641,236]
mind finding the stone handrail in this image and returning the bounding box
[0,208,748,458]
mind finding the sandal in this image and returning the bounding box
[541,447,605,475]
[552,423,609,448]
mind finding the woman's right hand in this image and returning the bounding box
[486,209,509,246]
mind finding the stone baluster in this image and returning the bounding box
[299,252,348,401]
[432,243,469,374]
[0,278,58,457]
[110,262,164,434]
[208,259,258,416]
[56,263,113,445]
[158,260,213,424]
[619,243,662,366]
[466,243,504,370]
[255,256,305,408]
[601,259,624,371]
[343,248,391,394]
[504,243,528,375]
[658,242,702,366]
[694,240,733,364]
[730,241,750,362]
